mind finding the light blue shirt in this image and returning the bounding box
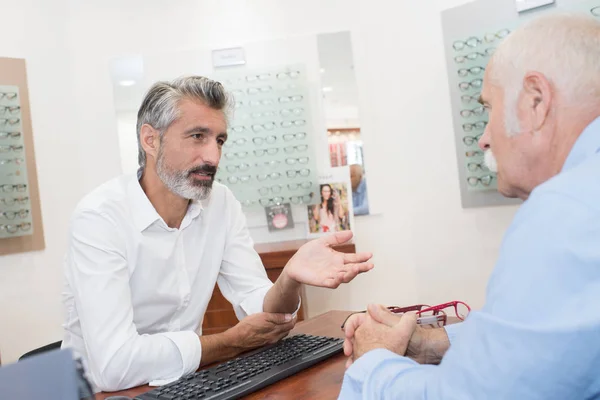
[340,117,600,399]
[353,178,369,216]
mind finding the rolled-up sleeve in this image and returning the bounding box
[443,323,461,346]
[66,209,201,391]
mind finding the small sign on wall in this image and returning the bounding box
[515,0,555,12]
[212,47,246,68]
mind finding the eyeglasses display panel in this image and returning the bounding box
[0,85,32,239]
[213,64,318,208]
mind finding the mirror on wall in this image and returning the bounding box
[317,32,370,216]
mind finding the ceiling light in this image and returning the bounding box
[322,87,333,92]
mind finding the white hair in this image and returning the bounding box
[490,13,600,135]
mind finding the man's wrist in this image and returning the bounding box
[422,328,450,365]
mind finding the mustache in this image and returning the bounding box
[187,164,217,177]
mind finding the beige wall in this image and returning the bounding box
[0,0,519,364]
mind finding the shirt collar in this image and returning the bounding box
[128,170,204,232]
[562,116,600,172]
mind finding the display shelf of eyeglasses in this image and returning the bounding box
[214,65,318,208]
[0,87,32,238]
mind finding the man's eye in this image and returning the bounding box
[217,139,225,146]
[191,134,203,140]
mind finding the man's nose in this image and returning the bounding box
[478,127,491,151]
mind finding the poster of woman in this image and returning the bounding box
[307,167,354,236]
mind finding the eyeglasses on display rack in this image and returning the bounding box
[286,169,310,178]
[224,138,247,148]
[341,301,472,330]
[259,197,285,207]
[224,151,249,160]
[461,93,481,104]
[225,163,251,173]
[250,99,275,107]
[280,120,306,129]
[256,160,282,169]
[253,148,279,157]
[283,132,307,141]
[592,6,600,16]
[285,157,309,165]
[0,106,20,115]
[462,121,487,132]
[0,118,20,126]
[0,92,17,100]
[0,157,24,165]
[454,48,495,63]
[240,200,257,207]
[463,134,483,146]
[0,209,29,220]
[1,184,27,193]
[465,150,483,158]
[276,71,301,80]
[0,145,23,153]
[484,29,510,43]
[0,196,29,206]
[252,136,277,146]
[257,172,281,182]
[467,175,494,187]
[227,175,251,184]
[0,222,31,234]
[460,106,485,118]
[289,194,313,205]
[452,36,481,51]
[280,108,304,117]
[287,181,312,191]
[467,162,489,172]
[247,86,273,95]
[0,131,21,139]
[458,79,483,92]
[457,66,485,77]
[245,73,272,82]
[278,95,303,104]
[252,122,276,132]
[250,110,276,119]
[258,184,283,196]
[283,144,308,154]
[229,126,246,133]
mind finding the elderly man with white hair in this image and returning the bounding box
[339,13,600,399]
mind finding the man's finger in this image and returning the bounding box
[340,262,374,282]
[392,312,419,354]
[367,303,402,327]
[343,338,353,356]
[344,313,366,339]
[276,318,297,334]
[343,252,374,264]
[319,230,354,246]
[264,312,294,325]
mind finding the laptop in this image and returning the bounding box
[0,349,80,400]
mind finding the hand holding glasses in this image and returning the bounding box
[341,301,471,330]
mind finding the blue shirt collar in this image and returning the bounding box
[562,116,600,172]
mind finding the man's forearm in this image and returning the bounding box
[262,271,301,314]
[422,328,450,365]
[199,331,244,366]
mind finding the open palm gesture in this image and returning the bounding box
[285,231,374,288]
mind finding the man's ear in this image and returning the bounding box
[521,71,552,132]
[140,124,160,161]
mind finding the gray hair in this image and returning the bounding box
[136,76,232,167]
[490,14,600,134]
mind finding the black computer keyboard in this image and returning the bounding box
[134,334,344,400]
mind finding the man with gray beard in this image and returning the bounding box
[340,13,600,399]
[61,76,374,392]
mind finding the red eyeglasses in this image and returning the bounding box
[341,301,471,330]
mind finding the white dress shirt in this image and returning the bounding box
[61,174,275,392]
